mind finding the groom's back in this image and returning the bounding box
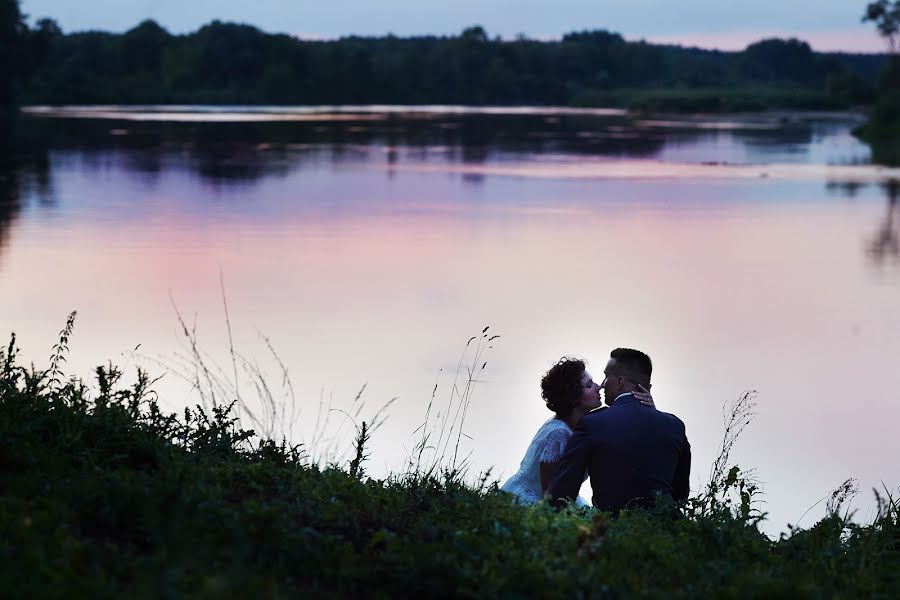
[583,399,691,512]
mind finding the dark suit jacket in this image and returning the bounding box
[548,394,691,512]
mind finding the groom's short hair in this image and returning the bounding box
[609,348,652,386]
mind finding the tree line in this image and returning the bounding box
[858,0,900,141]
[4,13,889,109]
[1,0,55,116]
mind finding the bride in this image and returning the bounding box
[500,356,653,506]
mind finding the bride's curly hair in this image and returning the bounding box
[541,357,586,418]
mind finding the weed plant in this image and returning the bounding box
[1,316,898,597]
[146,286,396,468]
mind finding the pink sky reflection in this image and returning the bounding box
[3,194,898,536]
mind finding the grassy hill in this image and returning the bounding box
[1,322,898,597]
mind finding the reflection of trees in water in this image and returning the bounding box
[0,165,21,257]
[450,114,668,160]
[731,122,815,148]
[868,180,900,265]
[0,123,53,262]
[0,161,51,263]
[826,178,900,269]
[825,180,865,198]
[0,112,674,261]
[16,113,680,185]
[0,121,20,256]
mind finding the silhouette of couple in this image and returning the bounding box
[500,348,690,512]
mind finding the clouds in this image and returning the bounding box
[20,0,881,51]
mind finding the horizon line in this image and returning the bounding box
[31,16,890,55]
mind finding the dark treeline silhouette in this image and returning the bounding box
[0,0,29,111]
[16,19,889,110]
[0,0,54,113]
[857,1,900,144]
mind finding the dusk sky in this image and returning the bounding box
[19,0,887,53]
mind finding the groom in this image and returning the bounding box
[548,348,691,512]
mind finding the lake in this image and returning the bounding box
[2,105,899,535]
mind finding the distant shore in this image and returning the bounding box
[17,102,868,121]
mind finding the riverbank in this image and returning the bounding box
[855,91,900,164]
[2,331,897,597]
[572,86,852,114]
[14,87,859,118]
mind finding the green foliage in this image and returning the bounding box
[15,19,888,111]
[859,89,900,140]
[827,70,878,105]
[1,323,898,596]
[741,39,820,86]
[855,57,900,141]
[860,4,900,140]
[864,0,900,53]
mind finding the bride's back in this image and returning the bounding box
[500,418,573,504]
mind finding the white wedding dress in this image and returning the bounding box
[500,418,589,507]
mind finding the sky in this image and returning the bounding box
[19,0,887,53]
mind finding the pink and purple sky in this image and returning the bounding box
[20,0,888,53]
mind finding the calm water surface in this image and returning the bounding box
[2,106,899,535]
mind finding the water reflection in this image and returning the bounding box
[0,122,21,256]
[0,138,51,262]
[8,112,880,191]
[826,178,900,269]
[826,180,865,198]
[0,110,893,271]
[0,165,20,256]
[16,110,851,186]
[868,180,900,265]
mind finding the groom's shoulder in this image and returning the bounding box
[657,410,688,434]
[580,407,609,426]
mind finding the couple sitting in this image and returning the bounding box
[500,348,691,511]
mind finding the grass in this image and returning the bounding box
[1,315,898,597]
[144,284,398,468]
